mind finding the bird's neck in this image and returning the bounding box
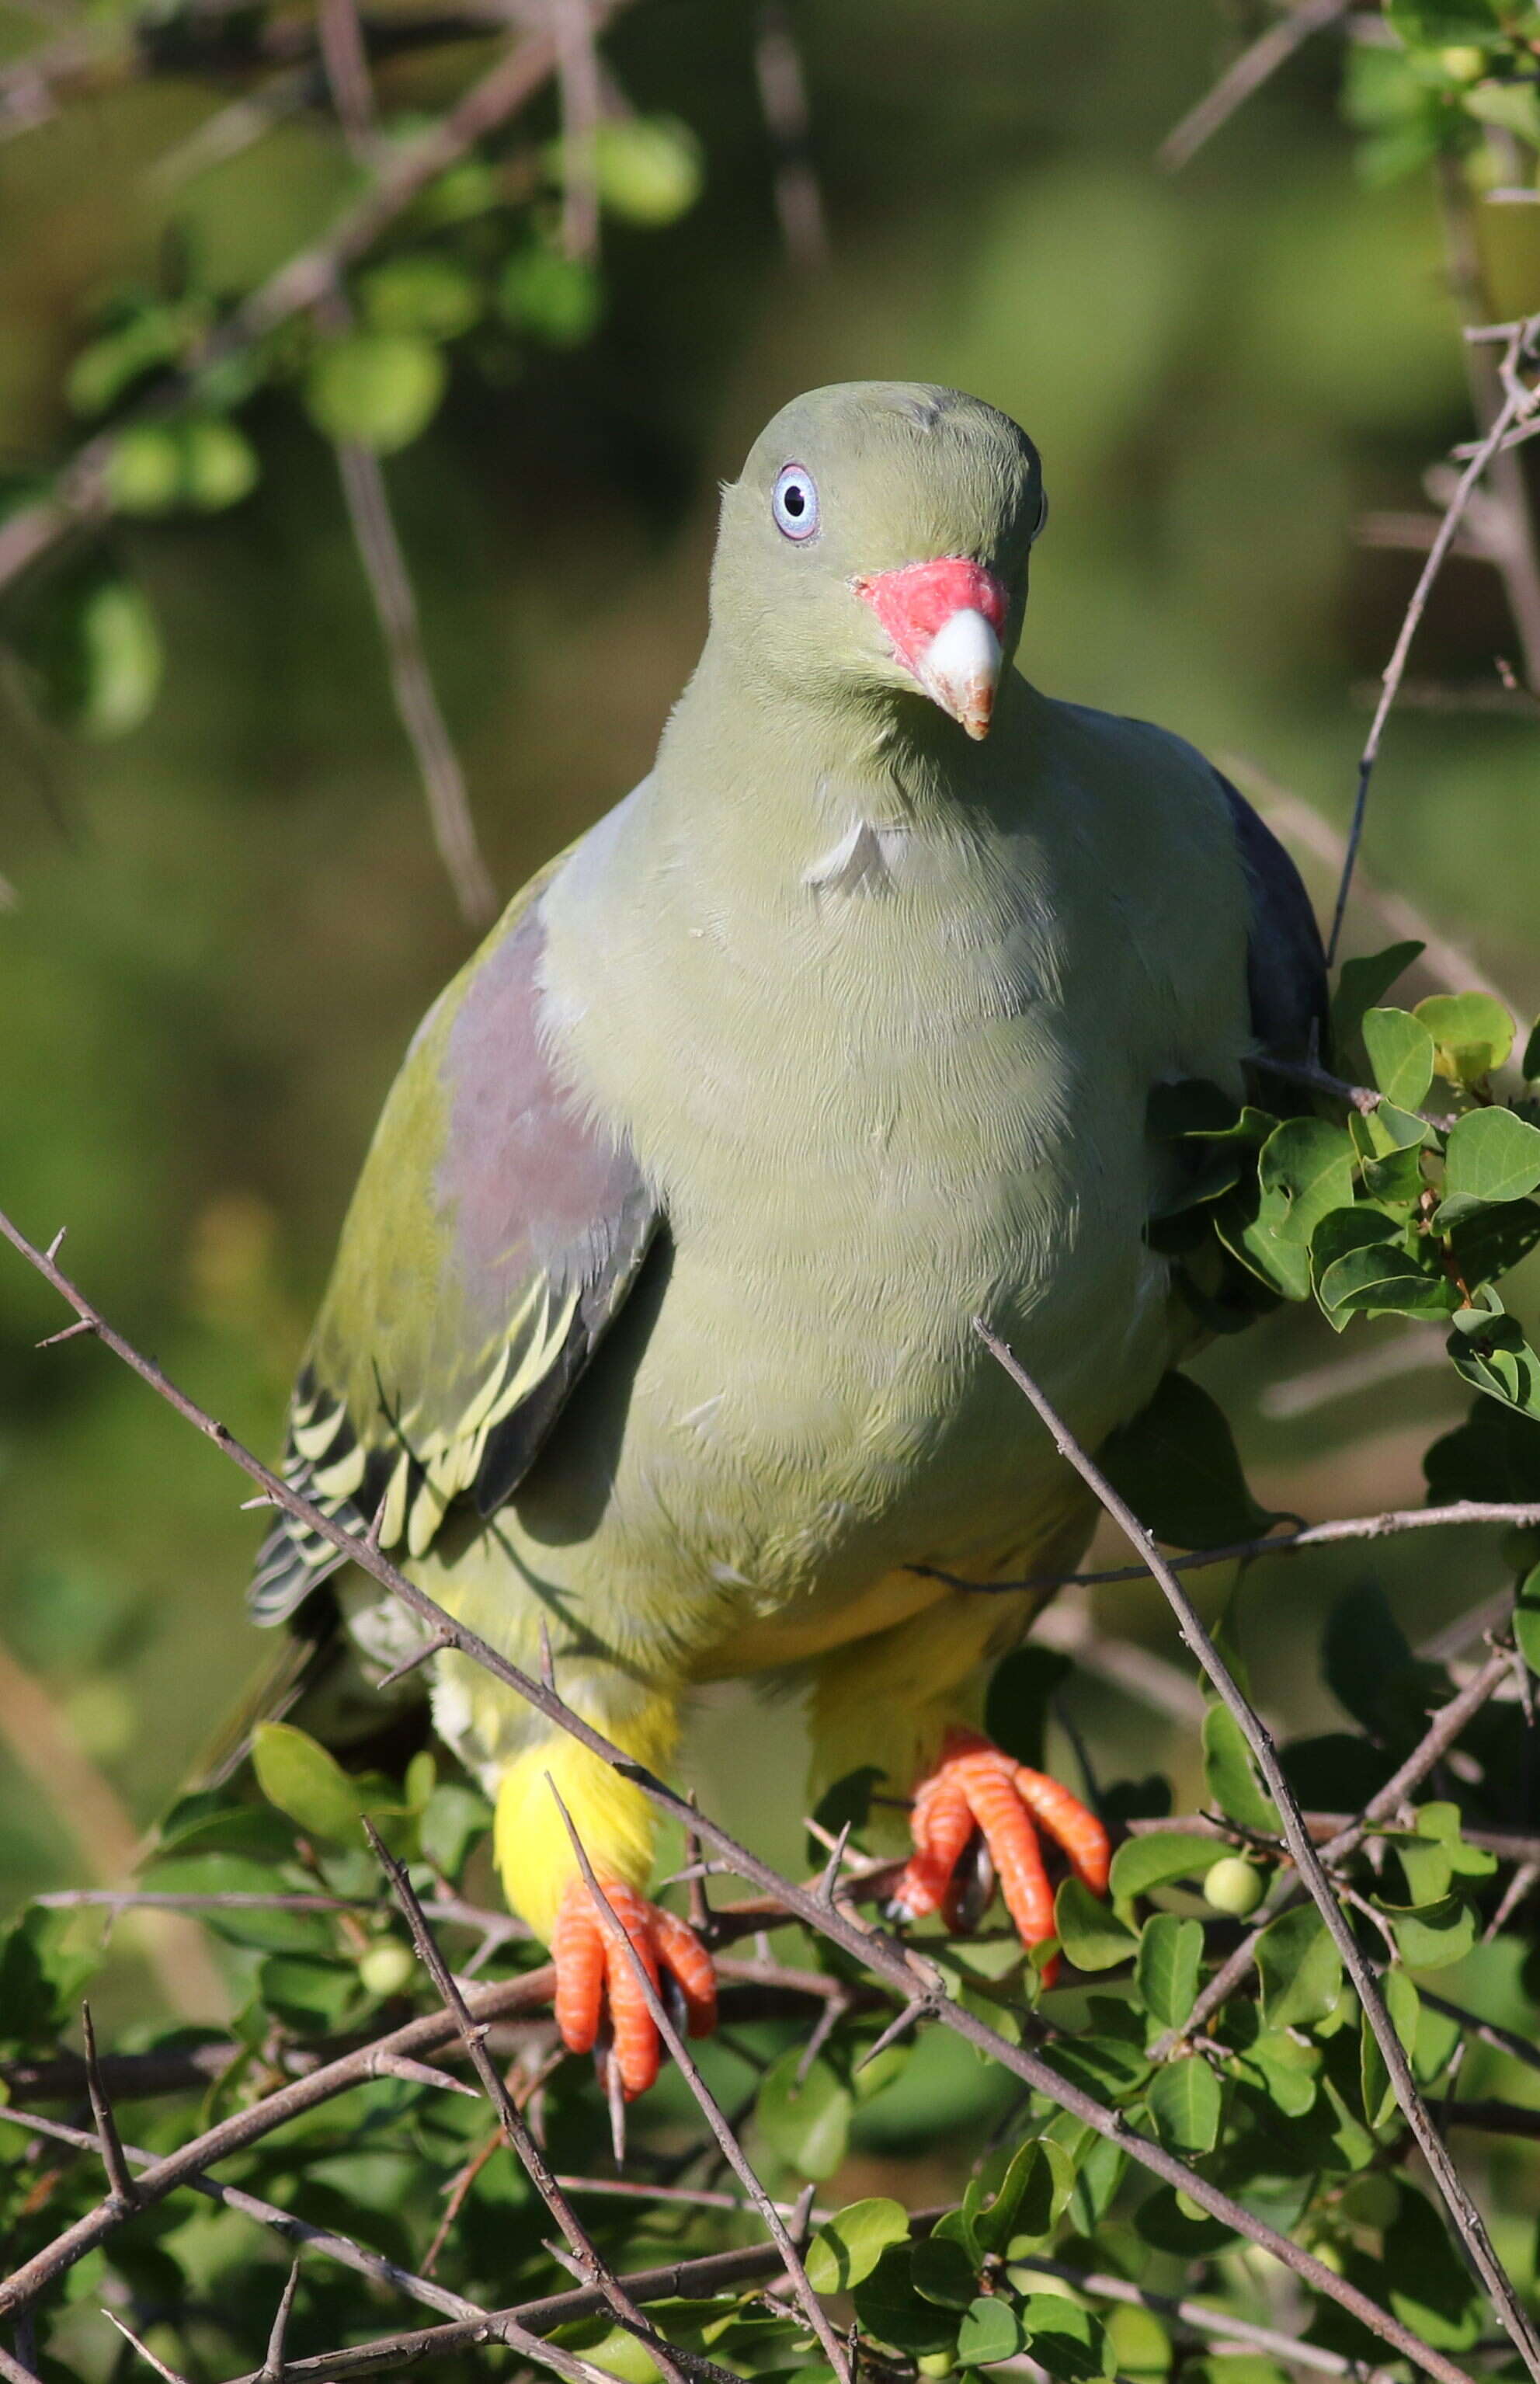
[658,642,1048,851]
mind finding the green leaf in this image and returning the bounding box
[1146,2055,1222,2154]
[1054,1878,1138,1972]
[1104,2305,1172,2382]
[418,1782,492,1880]
[1201,1704,1280,1836]
[1524,1015,1540,1081]
[257,1952,359,2032]
[955,2297,1025,2368]
[996,2139,1077,2253]
[853,2247,958,2355]
[911,2235,979,2308]
[1446,1302,1540,1422]
[805,1764,882,1867]
[1414,991,1514,1086]
[1018,2294,1112,2382]
[1447,1197,1540,1286]
[1316,1239,1458,1321]
[1256,1905,1342,2028]
[1388,0,1504,47]
[1377,2186,1485,2348]
[1439,1107,1540,1223]
[1386,1894,1476,1970]
[1136,1914,1203,2030]
[1109,1831,1227,1900]
[1257,1119,1357,1246]
[17,563,163,740]
[1425,1394,1540,1502]
[983,1648,1072,1770]
[251,1721,365,1844]
[805,2201,909,2295]
[304,332,447,454]
[1099,1373,1274,1550]
[1361,1007,1435,1109]
[1516,1563,1540,1675]
[1332,941,1424,1053]
[756,2050,851,2180]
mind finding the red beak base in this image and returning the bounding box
[855,558,1009,740]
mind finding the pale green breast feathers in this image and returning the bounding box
[249,853,659,1625]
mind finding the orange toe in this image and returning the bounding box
[551,1877,716,2100]
[891,1728,1110,1982]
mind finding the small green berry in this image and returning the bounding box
[359,1940,417,1998]
[1205,1855,1265,1916]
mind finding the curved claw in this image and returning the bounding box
[890,1729,1111,1983]
[551,1878,717,2099]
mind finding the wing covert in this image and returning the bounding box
[250,865,659,1625]
[1215,771,1329,1063]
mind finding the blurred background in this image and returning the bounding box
[1,0,1537,2001]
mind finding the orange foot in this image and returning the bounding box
[891,1728,1111,1983]
[551,1877,717,2099]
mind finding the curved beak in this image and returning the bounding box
[855,557,1008,740]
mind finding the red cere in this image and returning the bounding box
[855,557,1009,671]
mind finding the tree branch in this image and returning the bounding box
[0,1203,1489,2384]
[975,1315,1540,2384]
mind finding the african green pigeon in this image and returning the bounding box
[252,381,1325,2094]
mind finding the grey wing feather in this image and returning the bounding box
[250,868,660,1627]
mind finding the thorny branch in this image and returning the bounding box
[0,1201,1510,2384]
[975,1318,1540,2384]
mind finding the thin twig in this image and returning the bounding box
[1328,313,1540,963]
[975,1316,1540,2384]
[922,1495,1540,1597]
[101,2314,191,2384]
[753,1,826,268]
[333,440,498,931]
[0,1209,1486,2384]
[260,2262,303,2384]
[363,1819,711,2384]
[546,1784,853,2384]
[79,2003,136,2211]
[1159,1643,1516,2055]
[2,2100,488,2322]
[1159,0,1351,172]
[0,5,637,607]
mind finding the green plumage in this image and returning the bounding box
[252,382,1322,1937]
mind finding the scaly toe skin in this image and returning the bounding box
[892,1728,1111,1983]
[551,1877,717,2100]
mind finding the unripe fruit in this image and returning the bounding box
[1205,1855,1265,1916]
[1439,45,1486,82]
[359,1941,417,1998]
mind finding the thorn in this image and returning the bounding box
[372,2052,481,2099]
[543,2236,586,2282]
[80,2001,136,2209]
[818,1820,853,1906]
[791,2180,816,2245]
[539,1617,556,1690]
[240,1491,277,1511]
[377,1627,453,1692]
[604,2037,627,2166]
[37,1316,96,1350]
[100,2312,190,2384]
[45,1226,66,1261]
[364,1488,390,1551]
[854,1994,930,2075]
[260,2260,301,2384]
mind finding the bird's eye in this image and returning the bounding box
[771,463,819,541]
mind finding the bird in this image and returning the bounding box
[249,381,1326,2100]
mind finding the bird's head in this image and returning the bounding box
[711,382,1045,743]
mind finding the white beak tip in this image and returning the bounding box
[916,606,1003,740]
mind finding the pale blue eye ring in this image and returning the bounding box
[772,462,819,540]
